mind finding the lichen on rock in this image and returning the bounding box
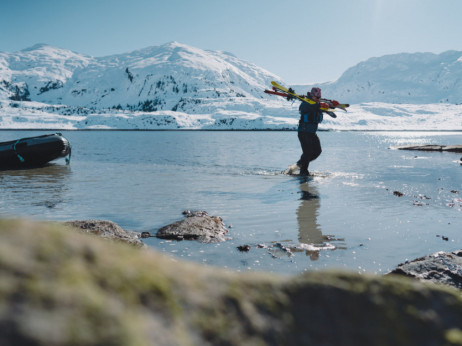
[2,219,462,345]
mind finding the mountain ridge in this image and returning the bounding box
[292,50,462,104]
[0,42,284,112]
[2,43,462,107]
[0,43,461,130]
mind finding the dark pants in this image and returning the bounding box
[297,132,322,174]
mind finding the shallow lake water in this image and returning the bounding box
[1,130,461,275]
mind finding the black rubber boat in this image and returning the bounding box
[0,133,71,169]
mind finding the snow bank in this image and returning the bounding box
[1,100,460,131]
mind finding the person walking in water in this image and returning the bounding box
[293,87,333,176]
[265,82,345,176]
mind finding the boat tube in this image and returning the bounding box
[0,133,71,169]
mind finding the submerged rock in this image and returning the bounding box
[156,210,229,243]
[237,245,251,252]
[267,241,337,261]
[396,144,462,153]
[64,219,144,247]
[3,219,462,345]
[388,250,462,290]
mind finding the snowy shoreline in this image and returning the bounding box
[1,101,461,131]
[1,128,462,132]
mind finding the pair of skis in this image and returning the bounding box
[265,81,349,118]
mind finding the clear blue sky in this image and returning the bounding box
[2,0,462,84]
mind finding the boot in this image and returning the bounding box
[299,167,309,176]
[299,162,310,176]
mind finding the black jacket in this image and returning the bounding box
[298,101,323,133]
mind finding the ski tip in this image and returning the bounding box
[324,111,337,118]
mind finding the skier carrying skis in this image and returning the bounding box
[264,81,346,176]
[295,87,332,175]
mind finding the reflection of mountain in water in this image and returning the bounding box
[0,164,71,212]
[296,180,346,260]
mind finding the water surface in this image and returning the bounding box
[1,130,461,275]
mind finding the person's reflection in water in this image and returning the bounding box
[296,177,344,260]
[296,179,322,260]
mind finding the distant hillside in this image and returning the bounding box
[292,51,462,104]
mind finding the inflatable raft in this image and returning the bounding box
[0,133,71,169]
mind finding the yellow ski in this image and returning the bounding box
[271,81,317,106]
[270,81,349,110]
[270,81,337,117]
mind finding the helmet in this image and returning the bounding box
[311,87,321,99]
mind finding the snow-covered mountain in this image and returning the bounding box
[294,51,462,104]
[0,43,93,102]
[0,43,461,130]
[0,42,286,112]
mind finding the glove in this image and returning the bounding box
[331,100,339,107]
[320,102,329,109]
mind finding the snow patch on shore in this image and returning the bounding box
[1,100,460,130]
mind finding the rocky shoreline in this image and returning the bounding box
[395,144,462,153]
[388,250,462,290]
[395,144,462,165]
[65,219,145,247]
[64,215,462,292]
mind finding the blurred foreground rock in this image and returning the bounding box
[3,219,462,345]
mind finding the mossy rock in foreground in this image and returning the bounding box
[2,219,462,346]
